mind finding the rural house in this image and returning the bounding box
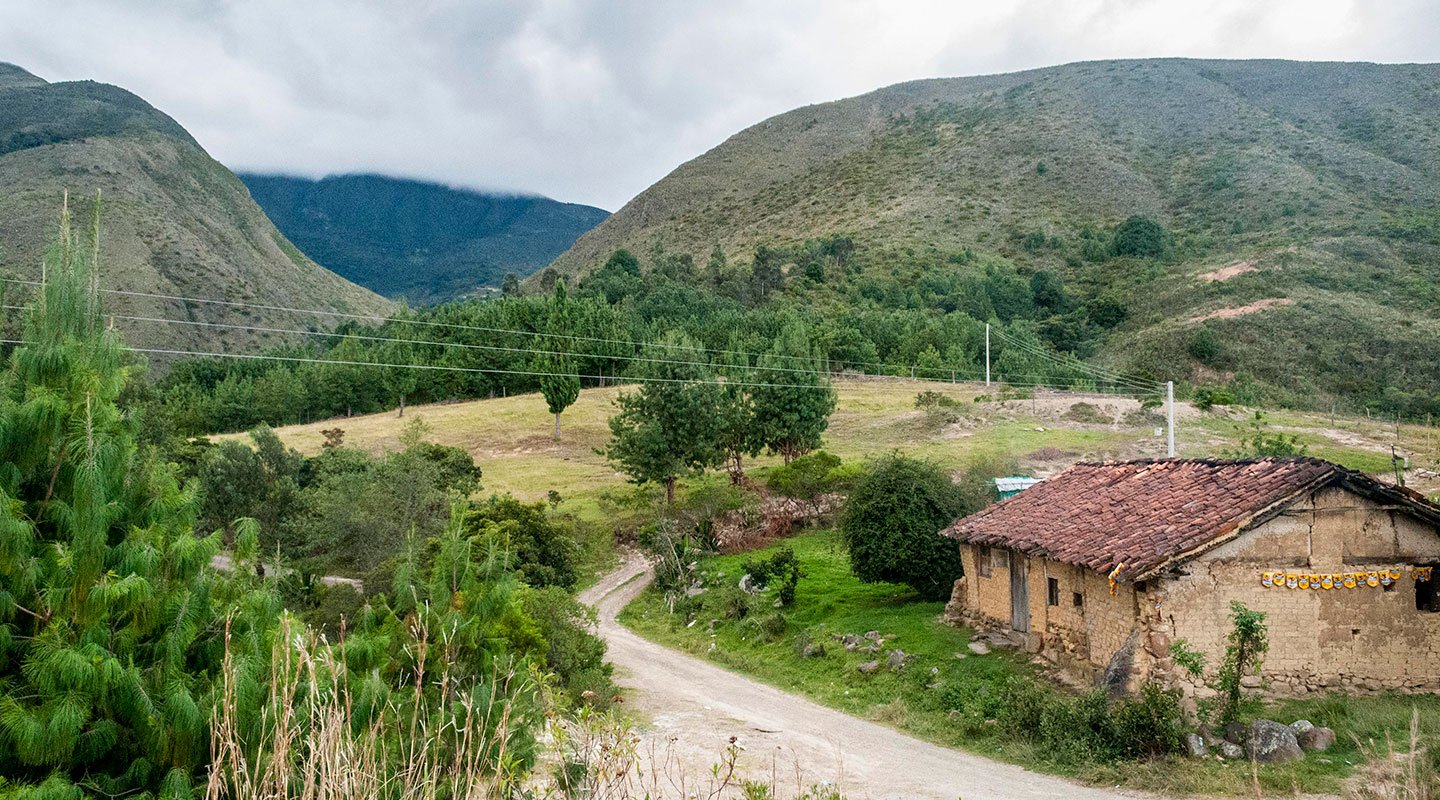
[941,458,1440,697]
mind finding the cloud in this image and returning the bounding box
[2,0,1435,210]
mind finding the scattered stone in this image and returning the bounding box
[842,634,861,651]
[1246,719,1304,763]
[801,642,826,659]
[953,652,968,660]
[857,660,881,674]
[1298,726,1336,753]
[1185,733,1208,758]
[1290,719,1315,736]
[864,630,882,641]
[739,574,760,594]
[1218,741,1244,760]
[685,584,706,598]
[886,649,909,671]
[967,641,991,656]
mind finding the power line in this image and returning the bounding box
[989,326,1161,392]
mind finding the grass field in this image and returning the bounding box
[243,379,1440,506]
[620,528,1440,796]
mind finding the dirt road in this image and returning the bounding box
[580,555,1149,800]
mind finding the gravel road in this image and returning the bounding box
[579,554,1153,800]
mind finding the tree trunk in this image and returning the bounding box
[728,452,745,485]
[665,476,676,504]
[398,394,406,418]
[553,412,561,440]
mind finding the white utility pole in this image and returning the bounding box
[1167,380,1176,457]
[985,324,991,387]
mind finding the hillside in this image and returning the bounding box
[550,59,1440,416]
[240,173,608,303]
[0,63,389,359]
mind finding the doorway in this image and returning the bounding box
[1010,553,1030,633]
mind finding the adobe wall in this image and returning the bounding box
[951,544,1147,688]
[1155,486,1440,696]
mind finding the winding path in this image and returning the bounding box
[580,554,1151,800]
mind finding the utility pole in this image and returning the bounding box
[985,323,991,387]
[1167,380,1176,457]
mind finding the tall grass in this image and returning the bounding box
[1345,708,1436,800]
[206,616,841,800]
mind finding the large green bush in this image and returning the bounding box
[839,454,968,599]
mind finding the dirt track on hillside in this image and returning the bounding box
[580,555,1153,800]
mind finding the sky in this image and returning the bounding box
[2,1,1438,211]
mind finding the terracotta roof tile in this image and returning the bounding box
[943,458,1342,581]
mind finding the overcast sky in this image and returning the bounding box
[3,1,1438,210]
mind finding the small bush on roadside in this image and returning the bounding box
[739,610,789,643]
[743,546,802,605]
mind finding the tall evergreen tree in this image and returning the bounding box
[537,352,580,440]
[602,331,722,502]
[713,338,759,484]
[750,321,837,463]
[0,198,278,798]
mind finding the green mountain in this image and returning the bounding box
[239,173,608,304]
[0,63,389,358]
[552,59,1440,415]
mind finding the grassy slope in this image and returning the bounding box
[548,59,1440,412]
[245,380,1440,502]
[0,63,389,357]
[239,173,608,303]
[620,528,1440,795]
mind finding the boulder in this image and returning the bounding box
[967,640,991,656]
[857,660,881,674]
[886,649,909,671]
[1298,726,1336,752]
[739,574,760,594]
[1290,719,1315,736]
[1246,719,1305,763]
[1240,674,1263,689]
[1218,741,1245,760]
[1184,733,1208,758]
[864,630,882,641]
[1223,721,1248,745]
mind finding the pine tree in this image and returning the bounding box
[713,337,758,484]
[536,284,580,439]
[0,198,277,798]
[750,321,836,463]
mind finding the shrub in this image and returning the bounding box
[1188,326,1223,365]
[1113,215,1169,258]
[1214,601,1269,726]
[840,454,969,599]
[1191,386,1237,411]
[742,546,802,606]
[766,450,843,499]
[1062,401,1110,424]
[466,494,581,590]
[739,610,789,643]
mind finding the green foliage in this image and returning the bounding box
[0,203,280,797]
[742,546,802,606]
[1187,326,1223,365]
[464,494,580,590]
[1112,215,1169,258]
[750,321,837,463]
[765,450,844,500]
[839,454,968,599]
[1214,601,1269,726]
[1225,412,1308,458]
[1169,639,1207,679]
[602,331,724,501]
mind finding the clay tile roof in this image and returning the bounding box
[943,458,1350,582]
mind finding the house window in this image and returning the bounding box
[994,549,1010,569]
[1047,577,1060,606]
[977,547,992,577]
[1418,567,1439,613]
[1072,591,1084,609]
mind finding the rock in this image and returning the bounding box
[739,574,760,594]
[864,630,882,641]
[685,584,706,598]
[967,640,991,655]
[1185,733,1208,758]
[1223,721,1248,745]
[1298,726,1336,752]
[857,660,881,674]
[1240,674,1263,689]
[842,634,861,651]
[801,642,826,659]
[1290,719,1315,736]
[953,652,968,660]
[886,649,909,671]
[1218,741,1244,760]
[1246,719,1305,763]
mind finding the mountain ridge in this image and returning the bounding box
[0,62,390,359]
[240,172,608,304]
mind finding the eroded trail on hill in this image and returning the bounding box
[580,555,1148,800]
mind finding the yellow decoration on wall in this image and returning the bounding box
[1258,564,1435,590]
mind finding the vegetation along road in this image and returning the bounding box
[581,554,1151,800]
